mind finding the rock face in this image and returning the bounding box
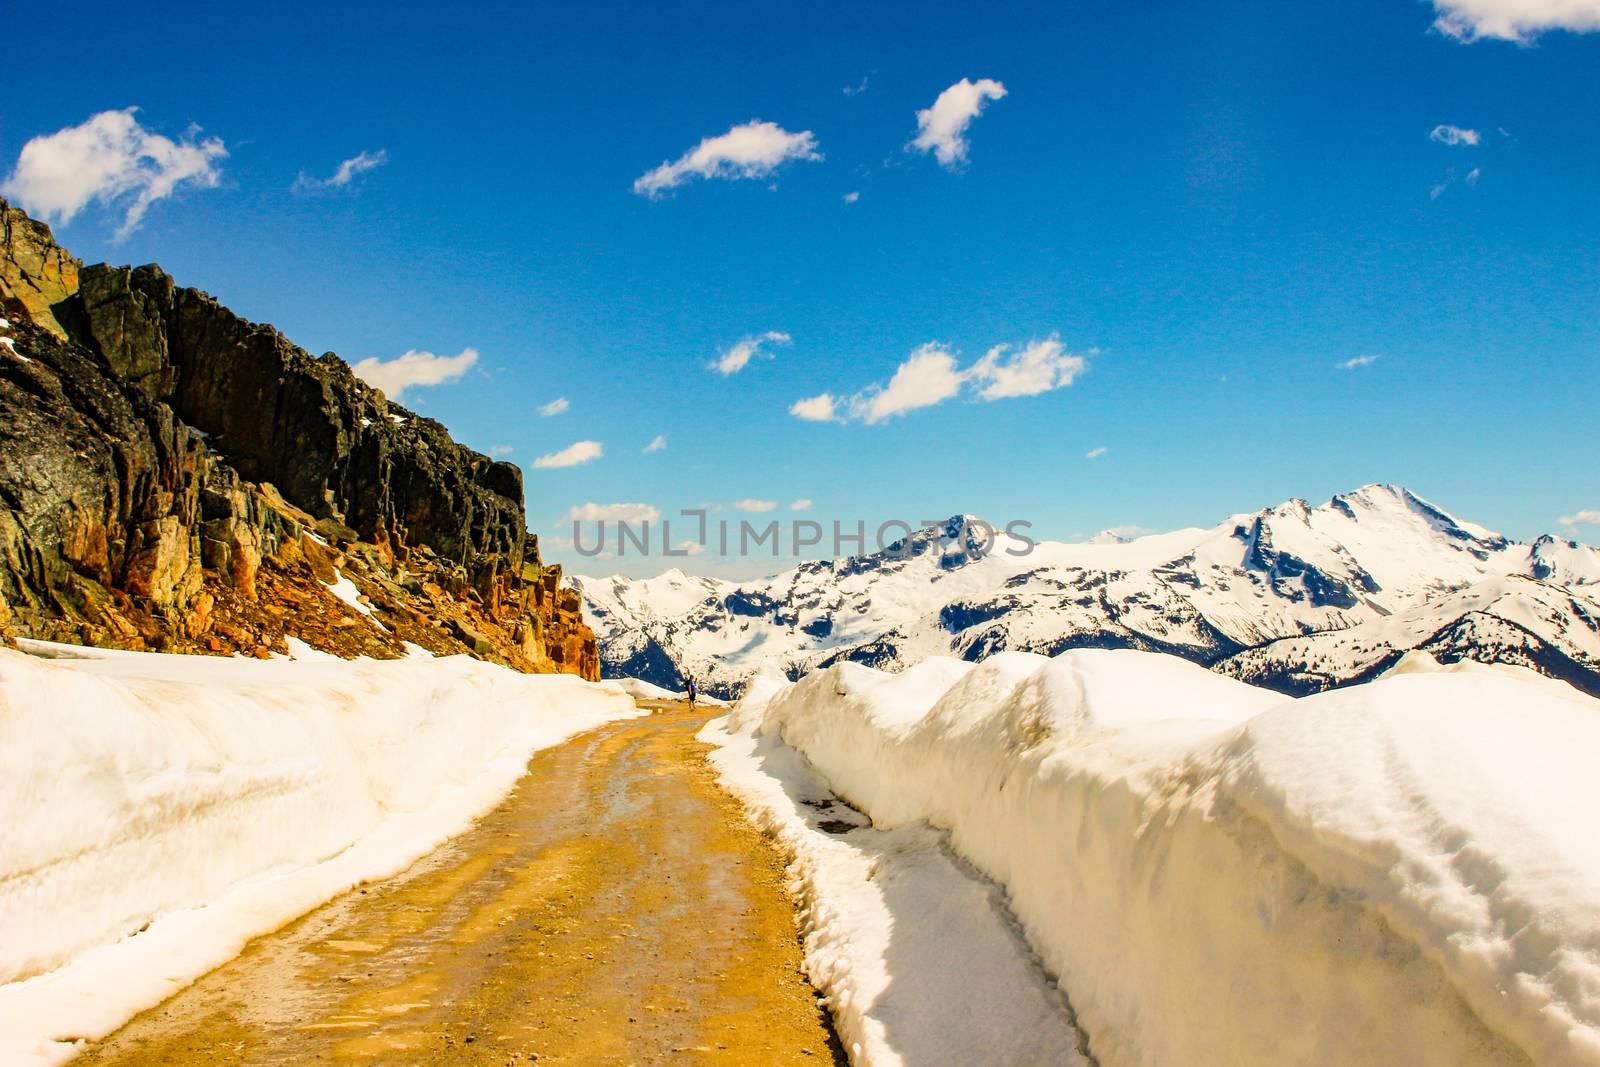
[1,201,80,339]
[0,199,597,679]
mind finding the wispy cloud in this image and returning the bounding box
[533,440,604,469]
[712,331,791,375]
[843,76,870,96]
[1338,354,1382,370]
[1431,0,1600,42]
[292,148,387,195]
[1430,124,1481,146]
[843,191,860,204]
[1,107,226,238]
[968,338,1088,400]
[790,393,839,422]
[489,444,515,457]
[559,501,659,525]
[1085,446,1109,460]
[633,120,820,198]
[790,498,813,511]
[793,335,1089,425]
[643,434,667,452]
[1429,166,1485,199]
[1559,509,1600,528]
[733,499,779,512]
[910,78,1007,169]
[352,348,478,400]
[538,396,570,416]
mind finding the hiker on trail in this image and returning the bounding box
[685,675,697,708]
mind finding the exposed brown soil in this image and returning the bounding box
[73,703,844,1066]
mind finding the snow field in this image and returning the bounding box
[0,641,638,1064]
[714,649,1600,1067]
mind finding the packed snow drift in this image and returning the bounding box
[0,641,637,1065]
[598,675,727,705]
[707,650,1600,1067]
[701,664,1087,1067]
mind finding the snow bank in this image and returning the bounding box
[721,648,1600,1067]
[701,670,1087,1067]
[597,676,729,706]
[601,675,685,701]
[0,641,637,1064]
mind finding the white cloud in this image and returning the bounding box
[633,120,821,198]
[1,107,226,238]
[538,396,570,416]
[790,393,839,422]
[675,539,707,556]
[712,331,792,375]
[292,149,387,194]
[489,444,515,457]
[1431,0,1600,41]
[532,440,604,469]
[843,191,860,204]
[734,499,779,512]
[853,344,966,423]
[910,78,1007,169]
[843,76,871,96]
[1466,167,1482,187]
[1338,354,1382,370]
[1430,124,1481,146]
[1085,446,1109,460]
[790,498,813,511]
[643,434,667,452]
[1559,509,1600,527]
[800,335,1088,425]
[352,347,478,400]
[559,501,659,525]
[969,337,1087,400]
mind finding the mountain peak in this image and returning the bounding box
[574,482,1599,700]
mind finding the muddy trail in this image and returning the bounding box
[75,703,845,1066]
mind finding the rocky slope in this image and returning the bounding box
[1215,574,1600,695]
[0,198,597,678]
[574,487,1600,698]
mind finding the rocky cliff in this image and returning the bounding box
[0,198,597,679]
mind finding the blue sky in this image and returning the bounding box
[4,0,1598,577]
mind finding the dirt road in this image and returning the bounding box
[76,703,844,1065]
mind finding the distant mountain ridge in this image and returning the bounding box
[571,485,1600,698]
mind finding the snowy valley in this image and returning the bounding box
[573,484,1600,699]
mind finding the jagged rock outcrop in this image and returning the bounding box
[1,201,79,339]
[0,198,597,679]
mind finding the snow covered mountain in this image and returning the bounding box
[1216,574,1600,695]
[569,568,735,638]
[570,485,1600,699]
